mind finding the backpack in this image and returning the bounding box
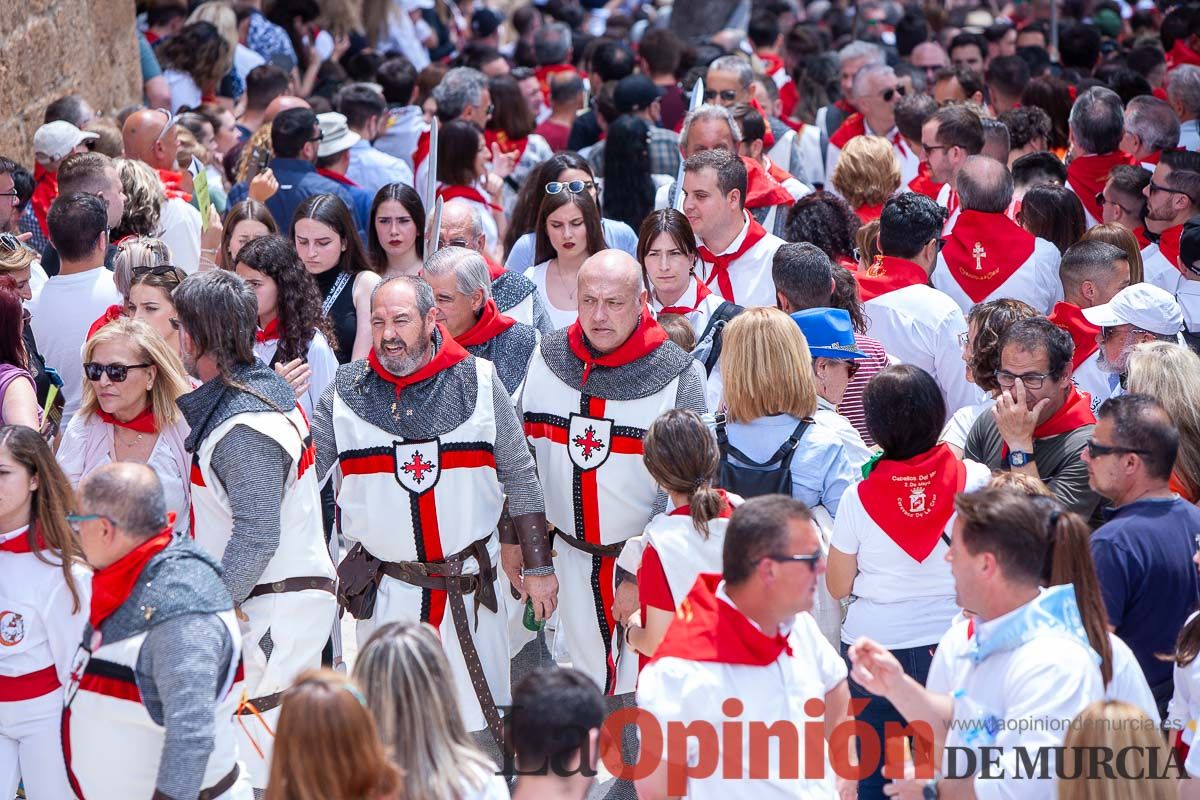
[715,415,812,499]
[691,302,743,375]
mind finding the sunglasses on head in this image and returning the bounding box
[703,89,739,103]
[83,362,152,383]
[546,180,595,195]
[151,108,176,145]
[132,264,185,284]
[0,232,30,253]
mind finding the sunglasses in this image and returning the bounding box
[437,238,470,249]
[1148,179,1191,200]
[1084,439,1151,459]
[764,550,824,570]
[841,359,861,378]
[132,264,185,284]
[83,362,152,382]
[882,86,907,102]
[151,108,176,145]
[0,232,30,253]
[703,89,739,103]
[546,180,595,195]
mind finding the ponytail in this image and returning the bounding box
[643,409,725,539]
[689,484,726,540]
[1175,614,1200,667]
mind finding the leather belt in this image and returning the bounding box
[552,529,626,559]
[234,689,284,715]
[379,537,505,753]
[197,764,240,800]
[247,576,336,599]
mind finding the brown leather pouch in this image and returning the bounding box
[336,543,383,620]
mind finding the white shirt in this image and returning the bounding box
[234,43,265,82]
[253,330,338,418]
[637,585,847,799]
[1178,275,1200,334]
[1170,614,1200,751]
[1072,349,1112,414]
[694,212,784,308]
[1140,242,1183,294]
[28,267,122,428]
[524,262,578,329]
[157,197,202,274]
[864,284,976,414]
[346,139,414,197]
[164,70,202,113]
[1180,119,1200,152]
[940,397,994,451]
[648,277,728,340]
[931,236,1064,315]
[831,460,990,648]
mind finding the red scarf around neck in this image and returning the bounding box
[855,203,884,223]
[484,128,529,165]
[1001,387,1097,458]
[652,573,792,666]
[567,305,667,385]
[855,255,928,302]
[1159,224,1185,273]
[438,183,501,213]
[941,210,1037,302]
[829,112,867,150]
[484,256,506,281]
[697,214,767,302]
[31,164,57,236]
[453,299,516,347]
[1066,151,1135,222]
[316,167,359,188]
[1132,226,1152,249]
[742,156,793,209]
[256,318,280,343]
[764,157,794,188]
[659,277,712,315]
[412,128,431,170]
[90,528,173,628]
[536,64,579,99]
[368,325,469,399]
[668,489,734,519]
[858,444,966,562]
[96,404,157,434]
[0,525,47,553]
[1168,40,1200,70]
[1048,302,1101,368]
[758,51,785,77]
[157,169,192,203]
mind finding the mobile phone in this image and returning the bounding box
[245,145,271,182]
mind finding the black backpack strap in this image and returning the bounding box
[776,418,813,470]
[699,302,744,374]
[718,416,812,469]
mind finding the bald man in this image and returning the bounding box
[121,107,203,272]
[438,199,551,332]
[312,275,555,757]
[263,95,311,124]
[521,250,707,702]
[932,155,1062,314]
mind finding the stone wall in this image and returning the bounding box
[0,0,141,166]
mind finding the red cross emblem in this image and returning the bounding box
[401,451,434,483]
[572,425,606,461]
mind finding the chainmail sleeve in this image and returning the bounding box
[674,361,709,416]
[491,364,545,517]
[312,382,338,488]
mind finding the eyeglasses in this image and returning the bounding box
[0,189,17,205]
[308,131,325,143]
[995,369,1050,389]
[922,143,949,154]
[151,108,176,145]
[65,513,114,534]
[1095,191,1136,216]
[546,180,595,195]
[1099,325,1147,342]
[437,238,470,249]
[1084,439,1151,459]
[764,550,824,569]
[703,89,739,103]
[1148,179,1191,199]
[882,86,907,102]
[83,362,152,383]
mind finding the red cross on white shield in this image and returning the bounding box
[394,439,441,494]
[568,414,613,471]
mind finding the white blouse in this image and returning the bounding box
[524,262,579,329]
[253,330,338,418]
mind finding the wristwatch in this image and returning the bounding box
[922,774,940,799]
[1006,449,1034,468]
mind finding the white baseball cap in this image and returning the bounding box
[316,112,360,159]
[1082,283,1185,336]
[33,121,98,162]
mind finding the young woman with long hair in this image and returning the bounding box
[436,120,514,254]
[353,622,508,800]
[234,235,338,416]
[524,188,607,329]
[1126,341,1200,504]
[485,73,553,212]
[0,277,39,428]
[292,194,381,363]
[366,183,425,278]
[220,200,279,269]
[0,424,89,798]
[125,264,188,358]
[265,669,401,800]
[602,115,659,233]
[621,410,737,664]
[57,318,193,535]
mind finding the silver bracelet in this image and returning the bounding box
[523,565,555,577]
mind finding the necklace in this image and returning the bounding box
[553,260,577,302]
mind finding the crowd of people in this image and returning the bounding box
[9,0,1200,798]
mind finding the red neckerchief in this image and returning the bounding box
[96,404,157,434]
[31,163,57,236]
[941,210,1036,303]
[668,489,734,519]
[829,112,867,150]
[316,167,359,188]
[763,157,794,188]
[1133,226,1151,249]
[834,98,855,115]
[748,98,776,148]
[484,128,529,164]
[780,81,800,120]
[651,573,792,666]
[412,128,431,170]
[1168,40,1200,70]
[367,324,469,399]
[452,299,516,347]
[536,64,579,99]
[89,528,173,628]
[859,444,966,562]
[256,318,280,343]
[1048,302,1101,368]
[567,305,668,385]
[484,255,506,280]
[855,255,927,301]
[758,51,785,77]
[438,184,501,213]
[659,277,713,315]
[697,214,767,301]
[1066,151,1135,222]
[1159,224,1185,273]
[742,156,793,209]
[836,255,859,272]
[156,169,192,203]
[1001,388,1097,459]
[0,525,47,553]
[908,161,944,200]
[87,304,125,340]
[855,203,884,222]
[1143,151,1162,166]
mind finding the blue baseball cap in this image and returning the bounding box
[790,308,867,360]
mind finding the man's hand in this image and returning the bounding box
[500,542,525,596]
[249,167,279,202]
[525,574,558,620]
[848,637,906,699]
[489,142,519,179]
[836,776,859,800]
[992,378,1047,454]
[882,764,931,799]
[274,358,312,399]
[613,579,639,625]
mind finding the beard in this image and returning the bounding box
[376,333,432,377]
[1096,344,1129,375]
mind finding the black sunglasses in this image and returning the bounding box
[764,550,823,569]
[83,362,152,383]
[882,86,907,102]
[437,238,470,249]
[1085,439,1151,459]
[703,89,739,103]
[132,264,185,283]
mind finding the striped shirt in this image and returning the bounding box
[839,334,889,448]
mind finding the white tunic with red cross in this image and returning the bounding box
[522,349,685,694]
[62,611,251,800]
